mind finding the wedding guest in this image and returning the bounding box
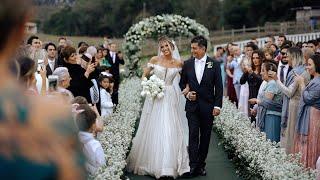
[62,46,95,103]
[302,42,308,49]
[227,44,244,101]
[254,63,282,142]
[52,67,74,102]
[58,37,67,48]
[27,35,46,63]
[17,56,47,96]
[294,54,320,169]
[241,50,263,122]
[264,35,275,48]
[273,47,309,154]
[105,43,125,105]
[277,45,292,84]
[225,43,238,104]
[97,73,114,117]
[302,47,315,65]
[76,104,106,175]
[44,42,58,77]
[214,46,226,90]
[308,40,318,53]
[277,34,287,48]
[264,48,276,64]
[72,96,104,135]
[0,0,85,178]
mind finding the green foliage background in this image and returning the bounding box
[41,0,315,37]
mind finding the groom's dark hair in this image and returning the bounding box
[191,35,207,51]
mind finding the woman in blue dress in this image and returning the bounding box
[251,62,283,142]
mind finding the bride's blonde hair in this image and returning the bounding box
[158,36,175,50]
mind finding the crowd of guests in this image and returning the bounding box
[214,35,320,170]
[15,34,127,174]
[17,35,124,112]
[0,1,126,177]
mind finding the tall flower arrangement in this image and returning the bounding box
[123,14,210,76]
[214,99,318,179]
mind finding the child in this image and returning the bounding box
[76,104,106,175]
[97,73,114,117]
[72,96,104,135]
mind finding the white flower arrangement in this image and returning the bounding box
[93,77,142,180]
[141,75,165,99]
[123,14,210,76]
[215,98,318,179]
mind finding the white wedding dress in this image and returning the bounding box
[126,63,190,178]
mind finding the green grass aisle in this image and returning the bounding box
[126,130,240,180]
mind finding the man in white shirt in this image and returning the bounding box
[180,35,223,177]
[45,42,58,77]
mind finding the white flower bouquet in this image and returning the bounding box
[141,75,165,99]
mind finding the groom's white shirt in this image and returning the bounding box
[191,54,221,110]
[195,54,207,84]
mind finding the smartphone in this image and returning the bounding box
[48,75,58,91]
[91,57,96,64]
[37,59,44,72]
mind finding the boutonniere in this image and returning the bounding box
[206,62,213,68]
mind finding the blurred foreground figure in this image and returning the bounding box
[0,0,85,179]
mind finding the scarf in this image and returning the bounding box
[296,77,320,135]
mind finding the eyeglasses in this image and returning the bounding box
[252,57,260,59]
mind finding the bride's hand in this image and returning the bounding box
[181,85,190,95]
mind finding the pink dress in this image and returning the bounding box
[294,107,320,169]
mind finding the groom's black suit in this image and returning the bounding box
[180,56,223,170]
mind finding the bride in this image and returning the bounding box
[126,36,190,179]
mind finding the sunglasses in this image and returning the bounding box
[252,57,260,59]
[280,52,287,56]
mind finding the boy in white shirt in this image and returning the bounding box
[76,104,106,175]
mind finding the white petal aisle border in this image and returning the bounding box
[214,98,318,179]
[93,77,142,180]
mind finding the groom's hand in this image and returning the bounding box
[212,108,220,116]
[187,91,197,101]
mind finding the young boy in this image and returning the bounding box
[76,104,106,175]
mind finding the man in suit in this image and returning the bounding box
[45,42,58,77]
[180,35,223,177]
[105,43,125,104]
[277,45,292,83]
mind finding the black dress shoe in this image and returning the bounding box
[181,168,198,178]
[197,167,206,176]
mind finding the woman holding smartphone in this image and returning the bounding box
[272,47,310,154]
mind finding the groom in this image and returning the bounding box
[180,35,223,177]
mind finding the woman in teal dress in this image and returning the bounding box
[254,62,283,142]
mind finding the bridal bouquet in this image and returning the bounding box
[141,75,165,99]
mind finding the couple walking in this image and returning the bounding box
[127,35,223,179]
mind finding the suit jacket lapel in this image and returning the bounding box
[190,58,200,86]
[200,57,209,85]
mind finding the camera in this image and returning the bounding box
[48,75,58,91]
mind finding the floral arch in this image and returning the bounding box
[123,14,210,76]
